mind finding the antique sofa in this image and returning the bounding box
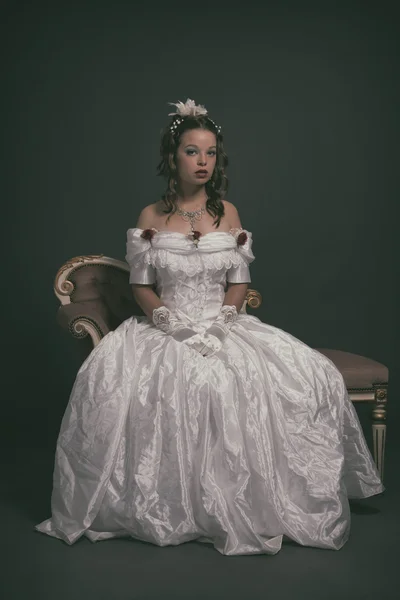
[54,254,388,482]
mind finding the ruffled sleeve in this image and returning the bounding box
[125,228,156,285]
[226,230,255,284]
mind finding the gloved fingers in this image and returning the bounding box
[203,333,223,351]
[183,333,222,356]
[203,324,228,344]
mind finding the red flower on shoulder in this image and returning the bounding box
[237,231,248,246]
[141,228,156,241]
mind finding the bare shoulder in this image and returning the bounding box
[135,203,161,229]
[222,200,242,229]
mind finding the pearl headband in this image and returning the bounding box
[168,98,222,135]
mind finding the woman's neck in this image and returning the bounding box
[175,183,207,210]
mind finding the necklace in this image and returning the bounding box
[176,203,206,234]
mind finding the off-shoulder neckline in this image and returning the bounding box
[133,227,245,239]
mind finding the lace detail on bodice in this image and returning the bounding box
[138,247,247,276]
[126,228,255,277]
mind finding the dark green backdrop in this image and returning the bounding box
[2,1,398,450]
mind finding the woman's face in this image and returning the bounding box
[175,128,217,186]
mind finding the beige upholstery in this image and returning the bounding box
[316,349,388,389]
[54,255,388,482]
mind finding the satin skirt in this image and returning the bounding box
[35,315,384,555]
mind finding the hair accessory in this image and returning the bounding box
[168,98,208,117]
[170,117,183,133]
[207,118,222,134]
[168,98,222,134]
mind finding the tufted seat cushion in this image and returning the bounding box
[316,348,388,389]
[68,263,144,329]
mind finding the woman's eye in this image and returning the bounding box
[185,150,216,156]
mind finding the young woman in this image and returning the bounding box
[36,99,384,556]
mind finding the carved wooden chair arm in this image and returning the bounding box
[57,302,111,346]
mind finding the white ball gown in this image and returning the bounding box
[35,227,384,555]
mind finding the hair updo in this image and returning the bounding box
[156,114,229,227]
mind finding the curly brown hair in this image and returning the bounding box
[156,114,229,227]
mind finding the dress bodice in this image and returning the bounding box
[125,228,255,325]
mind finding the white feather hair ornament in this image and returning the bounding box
[168,98,208,117]
[167,98,221,135]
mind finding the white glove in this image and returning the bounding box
[152,306,199,344]
[197,305,238,356]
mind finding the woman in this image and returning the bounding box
[36,98,384,556]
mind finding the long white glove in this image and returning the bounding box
[193,305,238,356]
[152,306,199,343]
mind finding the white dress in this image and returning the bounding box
[35,228,384,555]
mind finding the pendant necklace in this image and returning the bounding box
[176,202,206,241]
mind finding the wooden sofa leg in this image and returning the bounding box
[372,385,388,482]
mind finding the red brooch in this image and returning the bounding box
[191,230,202,241]
[237,231,247,246]
[141,228,156,241]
